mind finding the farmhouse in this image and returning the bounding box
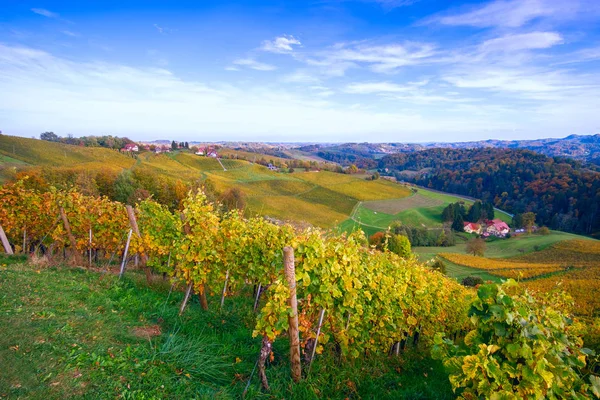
[122,143,139,152]
[484,219,510,237]
[463,222,482,234]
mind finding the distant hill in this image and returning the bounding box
[300,134,600,166]
[378,147,600,236]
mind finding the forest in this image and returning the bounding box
[379,148,600,235]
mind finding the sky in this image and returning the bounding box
[1,0,600,143]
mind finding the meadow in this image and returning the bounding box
[0,258,453,399]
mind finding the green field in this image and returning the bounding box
[0,259,453,399]
[337,187,511,236]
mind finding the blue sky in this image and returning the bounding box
[1,0,600,142]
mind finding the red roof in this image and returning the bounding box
[463,222,480,230]
[486,219,509,231]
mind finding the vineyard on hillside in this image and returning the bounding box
[440,241,600,317]
[2,180,600,397]
[0,180,470,387]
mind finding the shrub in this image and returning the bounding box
[432,281,599,399]
[461,276,484,287]
[388,234,411,258]
[368,231,385,251]
[538,226,551,235]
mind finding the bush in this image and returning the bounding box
[368,232,385,251]
[461,276,484,287]
[538,226,551,235]
[388,234,411,258]
[432,281,598,399]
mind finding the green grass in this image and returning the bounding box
[0,259,453,399]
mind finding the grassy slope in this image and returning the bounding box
[0,258,453,399]
[338,187,511,236]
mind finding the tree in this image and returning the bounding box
[461,276,483,287]
[388,234,411,258]
[521,212,536,233]
[40,132,59,142]
[452,213,465,232]
[368,232,385,251]
[347,164,359,174]
[466,237,486,256]
[171,140,177,151]
[467,201,482,222]
[538,226,550,235]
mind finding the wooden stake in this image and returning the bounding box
[22,228,27,254]
[0,224,13,255]
[60,207,82,264]
[126,205,151,283]
[198,285,209,310]
[307,308,326,376]
[88,228,92,267]
[253,283,262,312]
[119,229,133,279]
[283,246,301,382]
[258,336,272,391]
[220,269,230,311]
[179,282,194,315]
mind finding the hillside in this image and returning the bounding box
[297,134,600,166]
[379,148,600,236]
[0,135,411,228]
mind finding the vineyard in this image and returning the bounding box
[440,240,600,318]
[0,180,472,393]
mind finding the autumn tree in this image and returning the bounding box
[466,237,486,256]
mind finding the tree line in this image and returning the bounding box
[380,148,600,235]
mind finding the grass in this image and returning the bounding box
[0,258,454,399]
[0,135,134,169]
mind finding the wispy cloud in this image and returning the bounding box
[427,0,566,28]
[345,81,411,94]
[232,58,277,71]
[306,41,437,75]
[61,30,80,37]
[261,35,301,54]
[31,8,59,18]
[479,32,563,53]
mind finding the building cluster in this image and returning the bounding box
[463,219,511,237]
[195,146,219,158]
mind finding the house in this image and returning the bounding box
[484,219,510,237]
[207,149,218,158]
[463,222,482,234]
[267,163,278,171]
[195,147,206,156]
[122,143,139,152]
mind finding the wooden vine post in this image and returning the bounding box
[60,207,82,265]
[119,229,133,279]
[0,224,13,255]
[283,246,302,382]
[126,205,152,283]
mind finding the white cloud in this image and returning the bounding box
[479,32,563,53]
[430,0,565,28]
[282,70,321,83]
[61,30,80,37]
[261,35,301,54]
[232,58,277,71]
[31,8,59,18]
[345,82,411,94]
[0,43,531,142]
[307,41,436,75]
